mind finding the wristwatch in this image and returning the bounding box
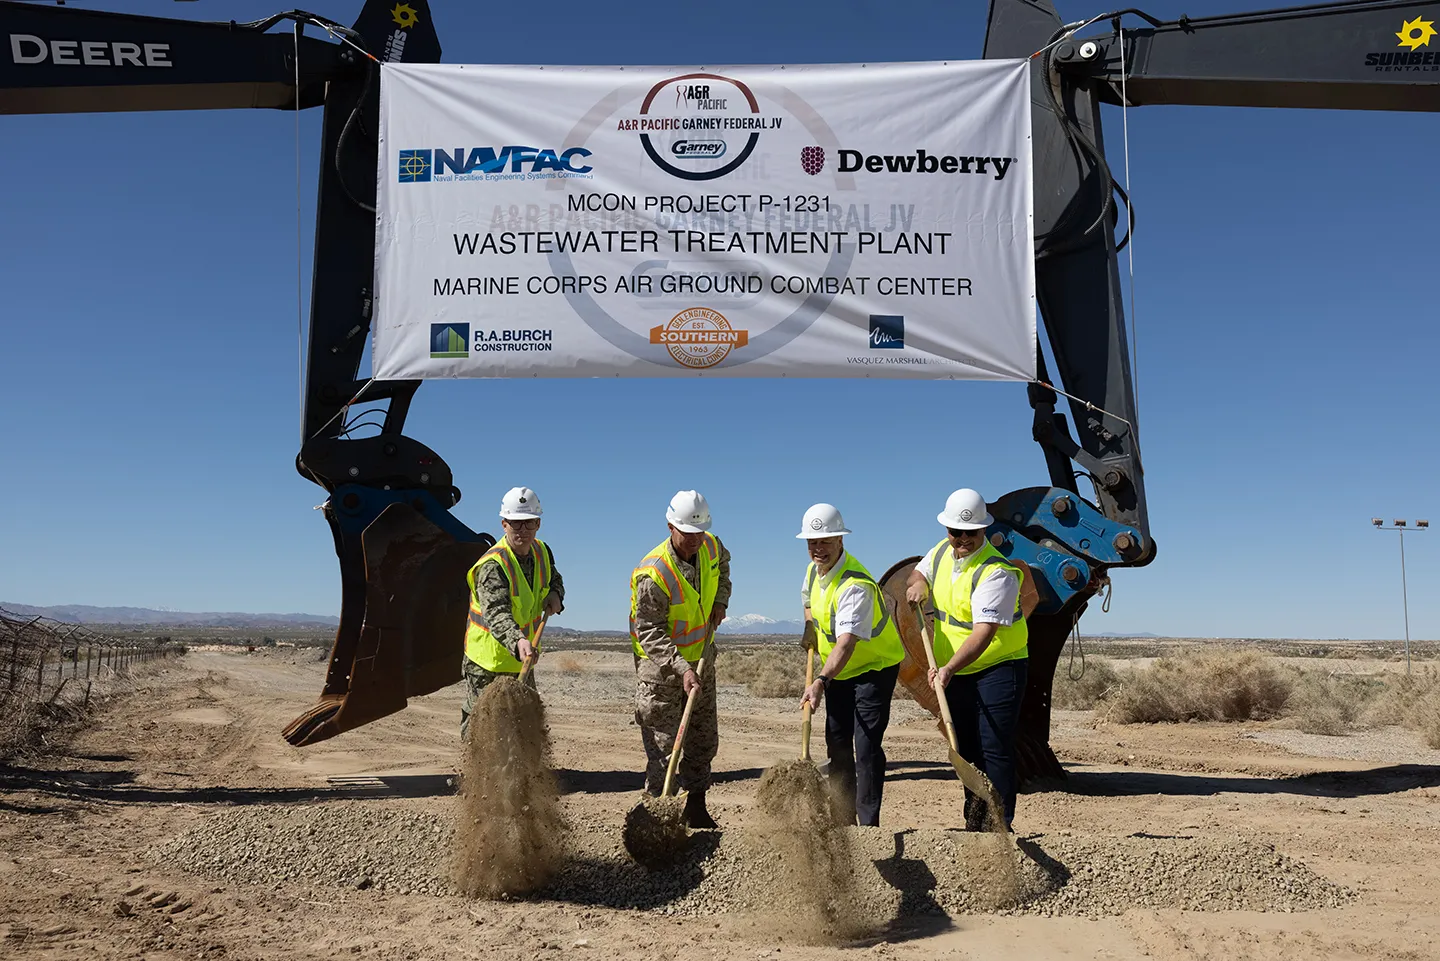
[817,674,831,690]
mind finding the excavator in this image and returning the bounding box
[3,0,1436,778]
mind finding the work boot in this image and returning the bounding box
[683,788,718,829]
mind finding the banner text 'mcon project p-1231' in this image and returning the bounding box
[372,60,1035,381]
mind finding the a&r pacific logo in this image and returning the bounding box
[869,315,904,349]
[430,323,468,358]
[649,307,749,369]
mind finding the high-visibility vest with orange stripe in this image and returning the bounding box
[630,534,720,664]
[804,553,906,681]
[928,539,1028,675]
[464,537,551,673]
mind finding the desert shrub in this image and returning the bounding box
[1365,668,1440,748]
[1051,657,1121,711]
[719,648,807,698]
[1284,670,1385,735]
[1106,649,1291,723]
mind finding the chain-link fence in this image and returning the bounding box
[0,608,184,758]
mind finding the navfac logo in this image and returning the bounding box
[869,315,904,349]
[398,149,431,182]
[431,323,468,359]
[399,145,594,182]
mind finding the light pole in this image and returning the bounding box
[1371,518,1428,675]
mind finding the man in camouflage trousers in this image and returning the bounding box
[459,486,565,740]
[629,490,731,829]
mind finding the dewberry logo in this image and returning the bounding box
[869,315,904,349]
[800,146,825,175]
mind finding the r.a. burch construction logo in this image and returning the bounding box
[649,307,748,369]
[430,323,467,358]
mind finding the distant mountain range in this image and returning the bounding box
[0,603,340,630]
[718,613,805,635]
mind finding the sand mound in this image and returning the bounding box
[153,805,1352,923]
[621,794,687,870]
[748,760,878,943]
[452,677,566,898]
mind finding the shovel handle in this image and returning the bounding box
[660,625,713,798]
[517,616,547,685]
[800,646,815,762]
[914,602,962,755]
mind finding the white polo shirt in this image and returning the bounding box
[915,543,1020,626]
[799,560,873,639]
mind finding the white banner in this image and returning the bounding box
[373,60,1035,380]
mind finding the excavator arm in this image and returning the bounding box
[0,0,493,746]
[895,0,1440,779]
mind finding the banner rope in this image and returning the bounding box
[1030,380,1135,435]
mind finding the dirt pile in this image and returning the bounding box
[621,794,687,869]
[749,760,877,942]
[453,677,566,898]
[152,805,1350,920]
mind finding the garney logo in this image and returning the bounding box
[1365,16,1438,70]
[649,307,749,369]
[619,73,781,181]
[430,323,467,358]
[869,315,904,349]
[671,139,727,159]
[399,145,593,182]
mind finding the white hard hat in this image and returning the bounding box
[796,503,851,539]
[937,488,992,530]
[499,486,543,520]
[666,490,712,533]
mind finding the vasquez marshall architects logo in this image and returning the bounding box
[869,315,904,349]
[649,307,748,369]
[397,145,593,183]
[1365,16,1438,70]
[617,74,782,181]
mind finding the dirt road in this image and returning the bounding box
[2,647,1438,960]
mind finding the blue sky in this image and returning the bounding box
[2,0,1436,639]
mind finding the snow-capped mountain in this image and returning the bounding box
[717,613,805,635]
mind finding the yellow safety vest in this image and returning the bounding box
[928,539,1028,675]
[804,553,906,681]
[630,534,720,663]
[464,537,551,673]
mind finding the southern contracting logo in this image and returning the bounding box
[649,307,749,369]
[869,315,904,349]
[397,145,593,183]
[618,73,782,181]
[383,2,418,62]
[430,323,467,359]
[1365,16,1438,70]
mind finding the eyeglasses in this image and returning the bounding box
[505,518,541,531]
[946,527,983,539]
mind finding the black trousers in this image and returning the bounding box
[943,657,1029,829]
[824,662,900,827]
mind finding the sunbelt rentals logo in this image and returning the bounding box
[1365,16,1438,70]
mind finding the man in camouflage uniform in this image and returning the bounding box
[459,486,564,740]
[630,490,731,829]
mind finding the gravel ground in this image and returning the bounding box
[149,801,1350,920]
[1243,726,1440,766]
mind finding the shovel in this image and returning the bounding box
[914,602,1000,802]
[622,627,713,868]
[517,615,547,686]
[799,643,815,761]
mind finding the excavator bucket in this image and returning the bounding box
[878,553,1042,746]
[282,503,489,746]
